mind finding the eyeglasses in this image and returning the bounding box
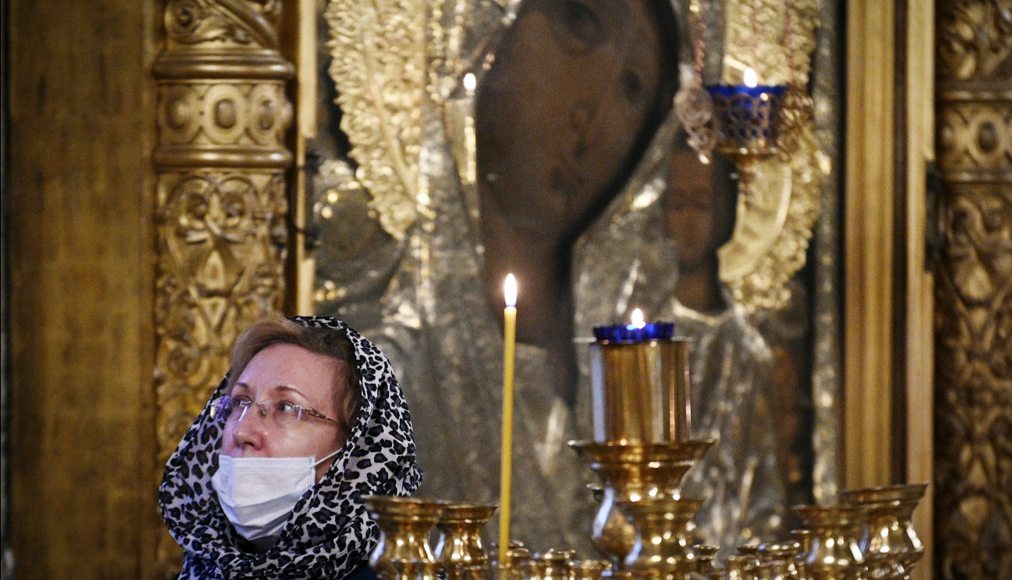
[211,395,340,428]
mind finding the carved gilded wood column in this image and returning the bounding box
[152,0,292,570]
[934,1,1012,576]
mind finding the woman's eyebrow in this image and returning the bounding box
[231,382,308,400]
[272,384,310,400]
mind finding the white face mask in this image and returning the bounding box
[211,449,341,549]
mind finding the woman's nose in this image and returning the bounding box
[230,413,268,451]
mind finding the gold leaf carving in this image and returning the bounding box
[165,0,282,48]
[938,98,1012,174]
[722,0,820,86]
[153,1,291,573]
[938,0,1012,81]
[155,171,286,460]
[935,1,1012,573]
[934,186,1012,577]
[324,0,426,241]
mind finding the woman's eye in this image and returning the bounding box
[277,401,300,414]
[231,396,253,408]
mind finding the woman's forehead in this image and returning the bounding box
[236,344,344,400]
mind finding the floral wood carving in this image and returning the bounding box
[153,0,292,572]
[935,0,1012,577]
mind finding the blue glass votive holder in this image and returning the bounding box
[592,322,676,344]
[705,84,786,155]
[589,322,691,444]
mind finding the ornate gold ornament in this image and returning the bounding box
[935,0,1012,576]
[323,0,427,241]
[713,0,828,312]
[153,0,293,570]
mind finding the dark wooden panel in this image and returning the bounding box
[8,1,160,577]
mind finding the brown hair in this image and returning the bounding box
[226,318,361,434]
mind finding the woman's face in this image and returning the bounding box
[476,0,665,240]
[221,343,348,481]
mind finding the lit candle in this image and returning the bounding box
[743,67,759,88]
[627,307,646,330]
[703,67,786,154]
[498,273,518,564]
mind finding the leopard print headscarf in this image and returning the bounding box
[159,316,423,579]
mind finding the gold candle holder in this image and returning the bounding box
[520,548,576,580]
[589,338,692,444]
[387,562,441,580]
[704,84,787,158]
[841,483,927,579]
[724,554,758,580]
[486,543,531,579]
[569,440,712,567]
[364,495,446,578]
[692,544,721,579]
[794,505,866,580]
[620,497,704,575]
[790,529,813,578]
[758,541,803,579]
[435,502,499,576]
[571,559,612,580]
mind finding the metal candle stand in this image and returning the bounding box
[363,325,927,579]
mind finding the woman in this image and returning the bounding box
[159,316,422,578]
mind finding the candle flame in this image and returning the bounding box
[504,274,517,307]
[743,67,758,88]
[629,308,646,329]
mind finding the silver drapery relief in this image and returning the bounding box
[313,0,840,555]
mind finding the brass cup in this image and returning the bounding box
[620,497,704,574]
[589,338,693,444]
[387,561,441,580]
[434,502,498,574]
[571,559,612,580]
[487,543,531,572]
[570,440,712,567]
[519,549,575,580]
[758,541,803,579]
[841,483,928,578]
[725,554,759,580]
[794,505,866,580]
[363,495,446,577]
[692,544,720,579]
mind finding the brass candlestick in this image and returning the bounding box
[758,541,803,579]
[571,559,612,580]
[794,505,866,580]
[569,440,712,567]
[691,544,721,579]
[841,483,927,579]
[724,554,758,580]
[364,495,446,579]
[588,337,692,444]
[435,503,498,578]
[620,497,704,575]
